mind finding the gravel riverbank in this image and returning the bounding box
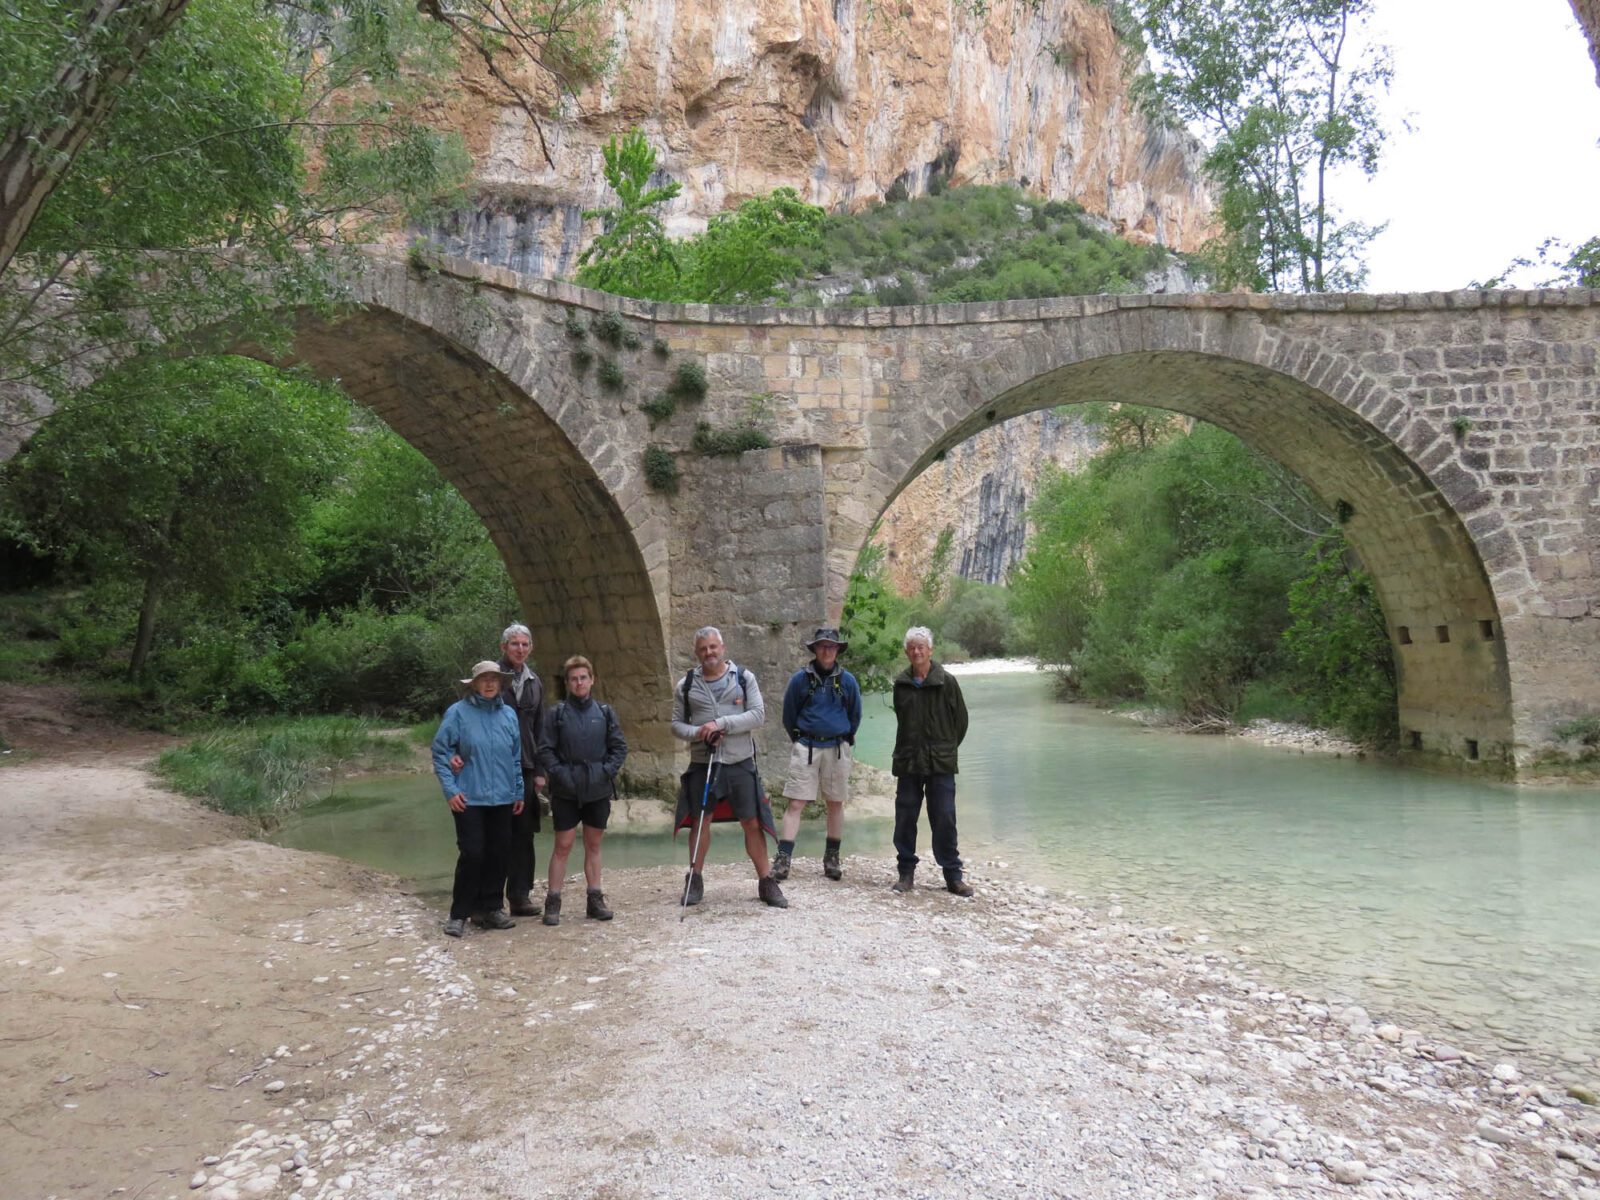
[3,742,1597,1200]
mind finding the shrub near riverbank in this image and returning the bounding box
[1012,413,1398,745]
[155,716,415,824]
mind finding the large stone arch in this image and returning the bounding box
[6,252,1593,778]
[269,263,679,789]
[864,346,1512,763]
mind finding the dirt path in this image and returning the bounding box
[1,730,1597,1200]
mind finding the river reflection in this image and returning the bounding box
[276,670,1600,1069]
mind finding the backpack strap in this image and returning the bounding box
[680,664,751,719]
[803,667,845,705]
[678,667,696,719]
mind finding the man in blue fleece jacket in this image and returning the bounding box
[773,627,862,883]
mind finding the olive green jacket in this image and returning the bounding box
[890,661,969,776]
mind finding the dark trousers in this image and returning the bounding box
[450,803,514,920]
[893,773,962,877]
[505,774,539,901]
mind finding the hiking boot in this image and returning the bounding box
[443,917,466,938]
[770,849,792,881]
[586,889,613,921]
[944,871,974,898]
[542,893,562,926]
[684,871,704,906]
[823,846,842,881]
[758,875,789,909]
[473,909,517,930]
[891,867,915,893]
[509,894,542,918]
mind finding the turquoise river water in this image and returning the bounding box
[275,669,1600,1072]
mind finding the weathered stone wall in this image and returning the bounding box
[410,0,1215,276]
[19,253,1590,781]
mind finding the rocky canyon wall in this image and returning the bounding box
[413,0,1214,276]
[875,409,1102,596]
[414,0,1216,599]
[1574,0,1600,85]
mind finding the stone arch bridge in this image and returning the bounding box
[271,253,1597,785]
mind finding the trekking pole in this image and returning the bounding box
[679,741,721,920]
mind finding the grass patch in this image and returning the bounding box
[156,716,414,825]
[0,589,66,683]
[1235,677,1317,725]
[692,421,772,456]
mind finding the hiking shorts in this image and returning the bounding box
[551,795,611,833]
[683,757,761,822]
[783,740,852,805]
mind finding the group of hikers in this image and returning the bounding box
[430,621,973,938]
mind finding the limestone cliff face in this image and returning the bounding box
[876,410,1101,596]
[1574,0,1600,86]
[416,0,1215,275]
[413,0,1216,599]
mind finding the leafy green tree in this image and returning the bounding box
[939,578,1015,658]
[919,526,956,605]
[840,537,935,691]
[1011,413,1396,736]
[1116,0,1391,291]
[0,356,352,677]
[1,0,609,416]
[574,130,683,299]
[675,189,824,304]
[1471,235,1600,289]
[1282,531,1396,744]
[575,129,824,303]
[302,424,513,619]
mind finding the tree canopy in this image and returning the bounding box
[0,356,352,677]
[1116,0,1391,292]
[575,130,824,304]
[1,0,608,421]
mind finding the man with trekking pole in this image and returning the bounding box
[773,627,862,883]
[670,626,787,910]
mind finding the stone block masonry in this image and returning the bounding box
[18,250,1586,784]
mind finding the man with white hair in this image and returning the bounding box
[670,625,787,909]
[889,625,973,896]
[497,622,547,916]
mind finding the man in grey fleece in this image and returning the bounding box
[671,626,787,909]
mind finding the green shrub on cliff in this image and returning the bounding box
[787,184,1175,305]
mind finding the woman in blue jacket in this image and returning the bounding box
[432,660,525,938]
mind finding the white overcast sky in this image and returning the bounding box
[1336,0,1600,291]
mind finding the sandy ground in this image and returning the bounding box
[2,696,1598,1200]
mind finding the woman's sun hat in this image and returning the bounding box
[457,660,514,695]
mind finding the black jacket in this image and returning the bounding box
[536,696,628,805]
[891,661,968,776]
[497,657,544,777]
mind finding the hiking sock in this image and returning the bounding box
[778,839,796,856]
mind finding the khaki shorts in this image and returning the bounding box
[782,740,853,805]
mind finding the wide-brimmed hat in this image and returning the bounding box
[804,626,849,652]
[457,660,514,695]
